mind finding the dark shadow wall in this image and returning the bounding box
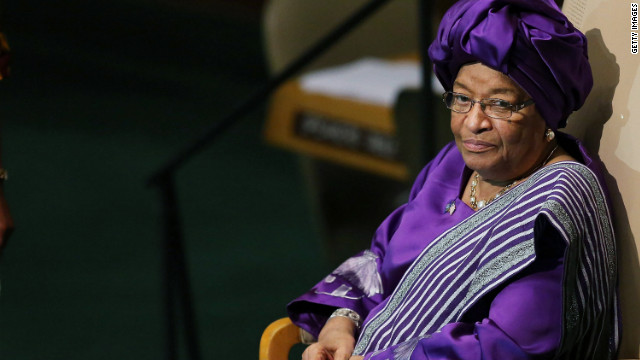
[0,0,335,358]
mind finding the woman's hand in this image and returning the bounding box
[302,316,357,360]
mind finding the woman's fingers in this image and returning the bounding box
[333,348,353,360]
[302,343,330,360]
[302,343,356,360]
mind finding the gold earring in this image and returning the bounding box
[545,128,555,142]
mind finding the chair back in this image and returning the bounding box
[262,0,418,73]
[562,0,640,358]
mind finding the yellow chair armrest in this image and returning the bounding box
[260,318,308,360]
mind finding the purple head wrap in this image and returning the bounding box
[428,0,592,129]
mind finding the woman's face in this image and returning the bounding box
[450,63,549,182]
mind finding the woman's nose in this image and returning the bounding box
[465,102,492,133]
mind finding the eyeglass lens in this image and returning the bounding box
[443,92,513,119]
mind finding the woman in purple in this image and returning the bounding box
[289,0,619,359]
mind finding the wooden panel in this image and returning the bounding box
[264,80,409,180]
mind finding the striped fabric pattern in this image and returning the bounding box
[353,162,617,359]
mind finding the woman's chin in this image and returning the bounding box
[461,153,497,171]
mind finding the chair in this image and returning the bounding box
[560,0,640,358]
[259,318,306,360]
[262,0,430,263]
[259,318,299,360]
[262,0,419,74]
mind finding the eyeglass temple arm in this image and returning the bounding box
[514,99,535,111]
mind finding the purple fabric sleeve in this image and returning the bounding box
[285,249,387,339]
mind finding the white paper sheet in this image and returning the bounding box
[299,57,422,107]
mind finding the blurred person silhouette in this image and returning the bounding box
[0,29,15,254]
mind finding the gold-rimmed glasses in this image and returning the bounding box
[442,91,535,120]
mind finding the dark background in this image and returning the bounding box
[0,0,347,358]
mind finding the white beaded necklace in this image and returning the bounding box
[469,173,516,209]
[469,144,558,210]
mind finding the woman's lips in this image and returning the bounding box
[462,139,495,152]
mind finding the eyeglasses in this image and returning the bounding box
[442,91,535,120]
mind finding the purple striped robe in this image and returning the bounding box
[288,136,619,360]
